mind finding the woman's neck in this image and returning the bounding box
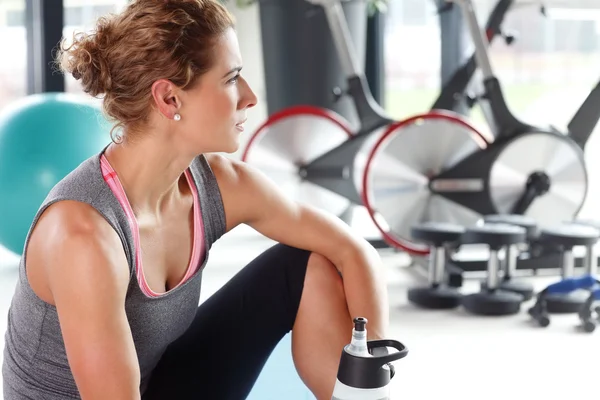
[103,135,196,217]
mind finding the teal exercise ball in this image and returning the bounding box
[0,92,111,255]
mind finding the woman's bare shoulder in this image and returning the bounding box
[203,152,292,232]
[204,153,236,177]
[26,200,130,305]
[35,200,119,240]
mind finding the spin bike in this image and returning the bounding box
[418,0,599,227]
[366,0,600,256]
[241,0,489,255]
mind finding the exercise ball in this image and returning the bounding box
[0,92,111,255]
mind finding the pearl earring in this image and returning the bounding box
[174,113,181,121]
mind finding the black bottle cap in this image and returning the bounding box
[336,339,409,389]
[353,317,367,331]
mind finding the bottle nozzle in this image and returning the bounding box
[353,317,367,332]
[348,317,370,357]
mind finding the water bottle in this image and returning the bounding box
[331,317,408,400]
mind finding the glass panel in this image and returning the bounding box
[0,0,27,112]
[383,0,600,131]
[383,0,441,120]
[480,0,600,133]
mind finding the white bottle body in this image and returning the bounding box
[331,379,390,400]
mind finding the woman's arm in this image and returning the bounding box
[208,154,389,339]
[29,201,141,400]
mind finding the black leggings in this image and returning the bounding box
[142,243,311,400]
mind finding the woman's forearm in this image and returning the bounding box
[338,242,390,340]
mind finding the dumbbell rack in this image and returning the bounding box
[412,244,600,288]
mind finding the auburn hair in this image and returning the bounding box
[56,0,235,138]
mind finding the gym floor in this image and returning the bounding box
[0,217,597,399]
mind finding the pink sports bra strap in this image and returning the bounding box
[100,154,205,297]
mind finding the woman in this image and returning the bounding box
[2,0,389,399]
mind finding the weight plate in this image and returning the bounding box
[462,290,523,316]
[407,286,463,309]
[488,131,587,227]
[361,111,489,254]
[241,105,353,216]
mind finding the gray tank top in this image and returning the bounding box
[2,151,226,399]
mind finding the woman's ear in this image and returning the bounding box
[151,79,182,119]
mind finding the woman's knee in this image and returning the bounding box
[305,252,343,287]
[306,252,333,269]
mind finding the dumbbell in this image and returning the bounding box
[569,219,600,276]
[481,214,537,301]
[460,223,527,316]
[537,224,600,314]
[408,222,465,309]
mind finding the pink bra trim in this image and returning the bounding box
[100,154,205,297]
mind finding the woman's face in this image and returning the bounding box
[177,27,258,154]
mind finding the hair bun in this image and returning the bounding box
[57,17,113,96]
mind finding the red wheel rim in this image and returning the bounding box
[360,110,489,255]
[241,105,353,162]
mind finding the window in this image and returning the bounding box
[0,0,27,113]
[485,4,600,129]
[384,0,441,119]
[383,0,600,133]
